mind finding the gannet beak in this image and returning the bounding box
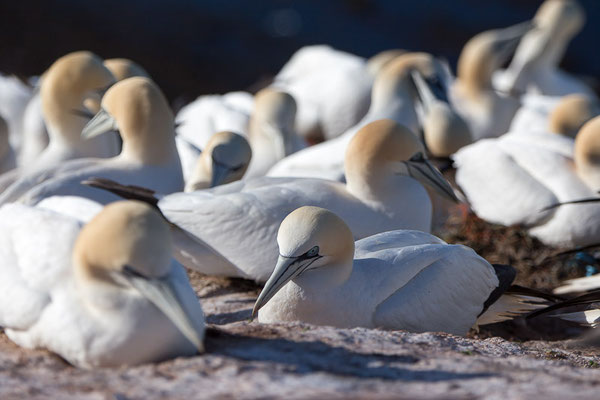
[397,152,459,203]
[495,20,537,65]
[70,108,96,120]
[81,108,118,139]
[410,70,448,114]
[124,267,204,352]
[210,160,234,188]
[252,253,320,318]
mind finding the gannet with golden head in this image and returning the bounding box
[271,45,372,142]
[0,51,119,193]
[185,130,251,192]
[19,57,151,167]
[253,206,545,334]
[494,0,593,98]
[244,88,305,178]
[450,21,534,140]
[268,52,460,180]
[454,115,600,248]
[0,200,204,369]
[0,76,183,205]
[84,118,457,283]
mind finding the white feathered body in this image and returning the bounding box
[258,230,498,335]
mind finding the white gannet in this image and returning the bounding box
[86,118,458,283]
[450,21,534,140]
[0,73,33,152]
[0,114,16,174]
[0,200,204,369]
[18,58,150,168]
[175,91,253,150]
[267,53,456,180]
[494,0,594,98]
[185,130,251,192]
[253,206,545,335]
[0,76,183,205]
[244,88,305,179]
[0,51,119,193]
[271,45,372,142]
[454,116,600,248]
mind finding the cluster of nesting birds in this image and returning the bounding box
[0,0,599,369]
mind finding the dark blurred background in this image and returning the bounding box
[1,0,599,105]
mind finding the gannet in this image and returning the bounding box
[366,49,407,77]
[454,115,600,248]
[267,53,457,180]
[85,118,458,283]
[0,200,204,369]
[253,206,546,335]
[185,130,251,192]
[0,51,119,193]
[493,0,594,98]
[244,88,305,179]
[0,115,16,174]
[450,21,534,140]
[0,77,183,205]
[271,45,372,142]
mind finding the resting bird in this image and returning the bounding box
[253,206,548,335]
[0,77,183,205]
[84,118,458,283]
[0,200,204,369]
[454,115,600,248]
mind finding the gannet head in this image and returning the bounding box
[535,0,585,41]
[410,69,472,157]
[249,88,297,158]
[575,116,600,190]
[73,200,204,351]
[549,94,600,138]
[84,58,151,113]
[82,77,177,164]
[253,206,354,317]
[366,49,407,77]
[345,119,458,202]
[104,58,151,81]
[41,51,115,142]
[371,52,452,110]
[457,22,534,96]
[185,131,252,191]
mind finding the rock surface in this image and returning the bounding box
[1,272,600,400]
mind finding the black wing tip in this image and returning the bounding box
[527,288,600,320]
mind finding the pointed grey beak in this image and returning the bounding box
[494,20,537,65]
[124,267,204,352]
[81,108,118,139]
[252,253,321,318]
[210,159,234,188]
[397,152,459,203]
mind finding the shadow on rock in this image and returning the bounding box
[205,327,494,382]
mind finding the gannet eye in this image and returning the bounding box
[306,246,319,258]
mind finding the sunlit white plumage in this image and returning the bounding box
[454,116,600,247]
[0,73,33,152]
[90,119,457,283]
[254,206,542,335]
[0,200,204,369]
[268,53,452,180]
[271,45,372,142]
[0,76,183,206]
[175,91,253,150]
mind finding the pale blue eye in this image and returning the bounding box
[307,246,319,257]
